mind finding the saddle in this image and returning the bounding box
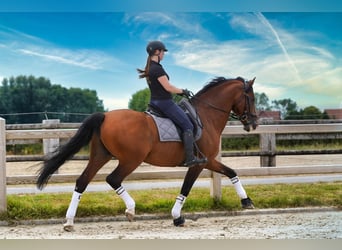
[145,98,203,142]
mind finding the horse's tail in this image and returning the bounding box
[36,112,105,190]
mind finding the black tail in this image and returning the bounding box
[36,112,105,190]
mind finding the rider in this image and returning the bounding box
[137,41,207,167]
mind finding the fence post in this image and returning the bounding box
[210,137,222,200]
[0,118,7,212]
[259,133,276,167]
[43,119,60,154]
[43,119,60,173]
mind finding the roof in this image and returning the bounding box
[324,109,342,119]
[257,110,281,120]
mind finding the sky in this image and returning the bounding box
[0,9,341,111]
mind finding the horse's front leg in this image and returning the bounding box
[171,166,204,226]
[208,160,254,209]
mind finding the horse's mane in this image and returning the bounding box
[195,77,243,97]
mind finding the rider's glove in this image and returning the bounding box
[181,89,192,98]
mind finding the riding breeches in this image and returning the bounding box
[150,99,193,132]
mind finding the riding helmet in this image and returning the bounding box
[146,41,168,55]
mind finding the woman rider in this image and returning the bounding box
[137,41,207,167]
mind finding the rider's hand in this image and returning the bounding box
[181,89,192,98]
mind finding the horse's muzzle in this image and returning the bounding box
[243,117,258,132]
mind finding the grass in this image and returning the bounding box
[276,140,342,151]
[1,182,341,222]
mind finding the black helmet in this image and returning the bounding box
[146,41,168,55]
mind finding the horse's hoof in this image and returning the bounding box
[241,197,255,209]
[63,224,74,232]
[125,208,135,222]
[173,216,185,227]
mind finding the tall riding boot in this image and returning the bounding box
[182,129,207,167]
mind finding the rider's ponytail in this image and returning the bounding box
[137,56,152,84]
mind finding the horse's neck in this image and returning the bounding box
[196,88,232,134]
[195,83,239,135]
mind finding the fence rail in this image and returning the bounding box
[1,118,342,212]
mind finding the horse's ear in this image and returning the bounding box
[249,77,256,87]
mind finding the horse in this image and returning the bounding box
[36,76,258,231]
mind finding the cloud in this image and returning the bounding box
[0,24,44,44]
[305,67,342,97]
[102,96,130,110]
[0,24,123,72]
[1,13,340,110]
[229,13,270,38]
[17,47,114,70]
[170,13,341,108]
[123,12,212,41]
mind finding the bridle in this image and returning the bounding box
[231,81,257,125]
[190,80,257,125]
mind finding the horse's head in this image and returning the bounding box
[232,77,258,132]
[193,76,258,132]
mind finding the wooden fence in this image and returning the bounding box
[1,118,342,212]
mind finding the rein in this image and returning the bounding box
[192,95,230,115]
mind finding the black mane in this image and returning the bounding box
[194,77,229,97]
[194,76,247,97]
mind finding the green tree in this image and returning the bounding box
[255,92,271,111]
[272,98,299,119]
[0,75,105,123]
[302,106,324,120]
[128,88,150,112]
[0,78,10,114]
[285,109,303,120]
[128,87,184,112]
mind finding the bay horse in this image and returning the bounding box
[37,76,258,231]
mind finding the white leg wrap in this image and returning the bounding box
[171,194,186,219]
[231,176,248,199]
[66,191,82,220]
[115,186,135,210]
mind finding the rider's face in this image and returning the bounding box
[155,50,165,61]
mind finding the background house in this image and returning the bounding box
[257,110,281,121]
[324,109,342,119]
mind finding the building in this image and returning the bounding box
[324,109,342,119]
[257,110,281,121]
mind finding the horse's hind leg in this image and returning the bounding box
[106,161,143,222]
[63,135,112,232]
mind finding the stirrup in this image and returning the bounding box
[183,157,208,167]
